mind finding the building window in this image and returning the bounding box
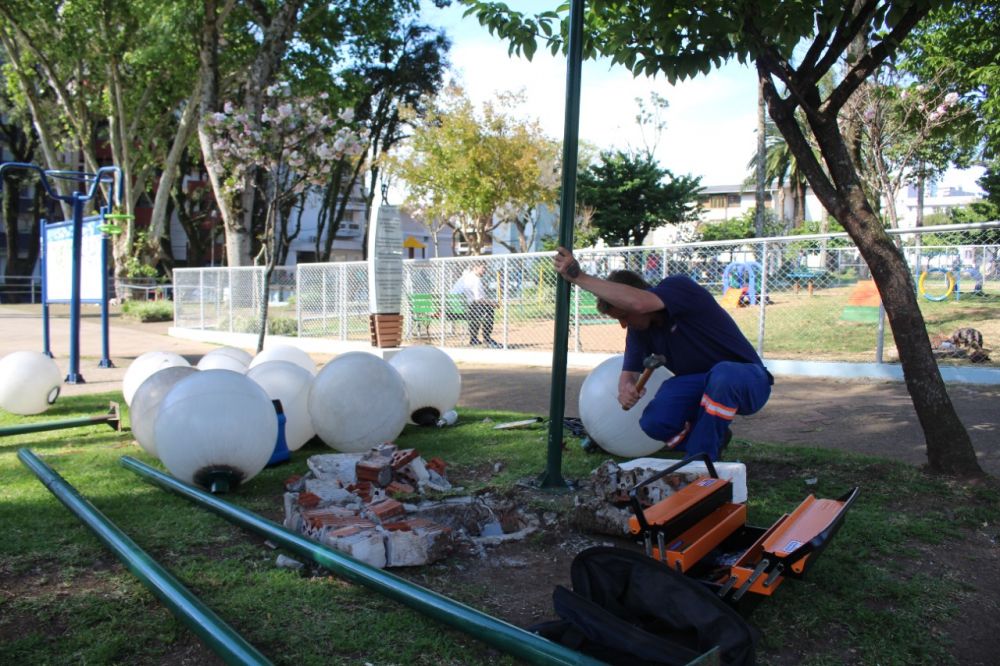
[709,195,728,209]
[727,194,741,206]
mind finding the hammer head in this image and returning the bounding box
[642,353,667,370]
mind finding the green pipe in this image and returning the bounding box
[17,449,271,666]
[543,0,585,488]
[1,402,120,437]
[120,455,605,666]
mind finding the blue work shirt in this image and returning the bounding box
[622,276,764,376]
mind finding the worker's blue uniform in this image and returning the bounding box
[623,276,772,460]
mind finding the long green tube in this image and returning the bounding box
[0,403,120,437]
[120,455,605,666]
[17,449,272,666]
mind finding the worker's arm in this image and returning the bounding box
[553,247,663,314]
[618,370,643,410]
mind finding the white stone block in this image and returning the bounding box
[618,458,748,503]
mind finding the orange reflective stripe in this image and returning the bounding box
[701,393,737,421]
[664,420,691,449]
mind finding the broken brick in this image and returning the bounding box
[297,491,321,509]
[386,481,415,496]
[284,474,303,491]
[425,457,447,475]
[390,448,419,470]
[381,521,414,532]
[368,498,405,521]
[356,457,393,486]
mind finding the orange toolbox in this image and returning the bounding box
[628,454,859,606]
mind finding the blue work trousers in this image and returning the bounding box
[638,361,772,460]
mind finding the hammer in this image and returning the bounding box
[624,354,666,410]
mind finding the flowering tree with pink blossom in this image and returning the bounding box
[851,70,969,228]
[207,83,365,350]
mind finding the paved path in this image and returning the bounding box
[3,303,997,476]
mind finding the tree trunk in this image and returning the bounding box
[755,80,767,238]
[771,87,983,477]
[149,85,203,263]
[916,174,925,228]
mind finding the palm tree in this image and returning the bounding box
[746,119,811,229]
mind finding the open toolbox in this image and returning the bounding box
[628,454,859,605]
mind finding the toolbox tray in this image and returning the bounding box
[628,454,859,606]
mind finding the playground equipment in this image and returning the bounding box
[840,280,881,323]
[0,163,122,383]
[721,261,763,306]
[918,265,984,302]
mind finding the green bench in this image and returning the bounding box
[408,293,467,338]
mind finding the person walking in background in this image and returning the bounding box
[450,263,500,348]
[552,246,772,460]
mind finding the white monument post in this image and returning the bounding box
[366,202,404,347]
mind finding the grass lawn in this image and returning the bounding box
[2,392,997,665]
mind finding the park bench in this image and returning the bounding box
[408,293,467,338]
[786,270,827,295]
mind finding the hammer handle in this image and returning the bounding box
[622,367,654,411]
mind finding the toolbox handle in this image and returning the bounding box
[776,486,860,572]
[627,454,718,534]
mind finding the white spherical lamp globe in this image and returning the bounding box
[578,354,673,458]
[249,344,316,375]
[122,351,190,406]
[246,360,315,451]
[388,346,461,426]
[197,347,252,373]
[308,352,408,453]
[153,370,278,491]
[129,365,199,458]
[0,351,62,415]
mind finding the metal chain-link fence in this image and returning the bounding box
[173,222,1000,365]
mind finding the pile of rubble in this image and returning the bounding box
[282,444,456,568]
[570,458,748,536]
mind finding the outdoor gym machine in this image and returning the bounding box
[0,163,122,383]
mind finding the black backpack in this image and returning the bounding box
[530,546,758,665]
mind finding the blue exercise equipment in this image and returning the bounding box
[722,261,763,306]
[0,163,122,383]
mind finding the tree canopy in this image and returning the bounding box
[459,0,985,476]
[387,86,560,255]
[577,149,701,246]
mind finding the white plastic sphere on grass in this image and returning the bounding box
[246,360,315,451]
[308,352,408,453]
[249,344,316,375]
[122,351,191,406]
[197,347,251,373]
[0,351,62,415]
[388,346,461,425]
[129,365,199,458]
[154,369,278,491]
[578,354,673,458]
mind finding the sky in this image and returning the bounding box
[418,1,984,192]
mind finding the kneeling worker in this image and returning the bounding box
[553,247,772,460]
